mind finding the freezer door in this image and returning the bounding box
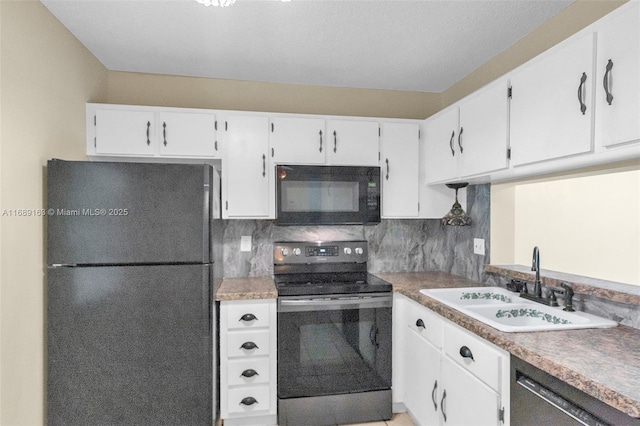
[47,160,212,265]
[47,265,213,426]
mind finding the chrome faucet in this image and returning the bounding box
[531,246,542,297]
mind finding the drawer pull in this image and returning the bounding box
[459,345,475,361]
[239,313,258,322]
[240,396,258,406]
[440,389,447,422]
[240,341,259,351]
[416,319,426,329]
[241,369,259,378]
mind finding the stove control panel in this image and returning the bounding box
[274,241,367,264]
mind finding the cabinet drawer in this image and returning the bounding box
[227,329,271,358]
[405,297,443,348]
[442,321,505,392]
[226,384,271,415]
[225,301,272,330]
[227,358,271,386]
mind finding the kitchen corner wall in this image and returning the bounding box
[1,2,108,423]
[222,184,490,283]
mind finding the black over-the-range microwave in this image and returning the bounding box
[275,165,381,226]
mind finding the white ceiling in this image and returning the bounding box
[41,0,573,93]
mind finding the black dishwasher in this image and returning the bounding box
[511,356,640,426]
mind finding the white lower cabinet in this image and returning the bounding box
[219,299,277,426]
[394,294,509,426]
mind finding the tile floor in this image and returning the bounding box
[340,412,415,426]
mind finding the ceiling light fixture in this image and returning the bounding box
[195,0,290,6]
[195,0,236,6]
[441,183,472,226]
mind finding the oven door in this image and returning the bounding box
[275,165,380,225]
[277,293,392,399]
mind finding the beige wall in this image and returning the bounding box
[107,71,441,119]
[491,161,640,286]
[0,1,108,424]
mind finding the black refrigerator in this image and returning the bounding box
[46,160,222,425]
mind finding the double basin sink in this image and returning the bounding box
[420,286,618,332]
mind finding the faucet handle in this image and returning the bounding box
[547,288,559,307]
[560,282,575,312]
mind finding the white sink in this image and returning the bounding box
[420,286,618,332]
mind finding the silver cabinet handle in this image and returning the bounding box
[385,158,389,180]
[458,127,464,153]
[262,154,266,177]
[449,131,455,156]
[162,122,167,146]
[603,59,614,105]
[577,72,587,115]
[333,130,337,153]
[319,130,323,152]
[440,389,447,422]
[146,121,151,145]
[431,380,438,411]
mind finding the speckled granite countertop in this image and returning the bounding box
[215,277,277,301]
[215,272,640,418]
[376,271,640,419]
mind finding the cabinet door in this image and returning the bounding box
[270,117,326,164]
[157,111,218,157]
[458,79,510,177]
[95,109,155,156]
[404,328,441,426]
[595,2,640,148]
[510,32,596,166]
[423,106,459,183]
[326,120,379,166]
[441,356,502,426]
[380,123,420,218]
[222,115,271,218]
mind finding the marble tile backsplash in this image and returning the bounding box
[222,184,491,282]
[220,182,638,327]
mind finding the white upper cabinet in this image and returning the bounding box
[594,1,640,149]
[269,117,326,164]
[423,78,509,184]
[380,122,420,218]
[457,79,510,177]
[423,106,459,184]
[509,32,596,166]
[157,111,218,157]
[94,108,156,156]
[221,115,272,219]
[90,104,220,159]
[326,120,379,166]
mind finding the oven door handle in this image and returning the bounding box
[278,294,392,312]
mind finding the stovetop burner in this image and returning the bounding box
[275,273,392,296]
[273,240,392,297]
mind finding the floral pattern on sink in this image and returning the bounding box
[460,292,513,303]
[495,308,572,324]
